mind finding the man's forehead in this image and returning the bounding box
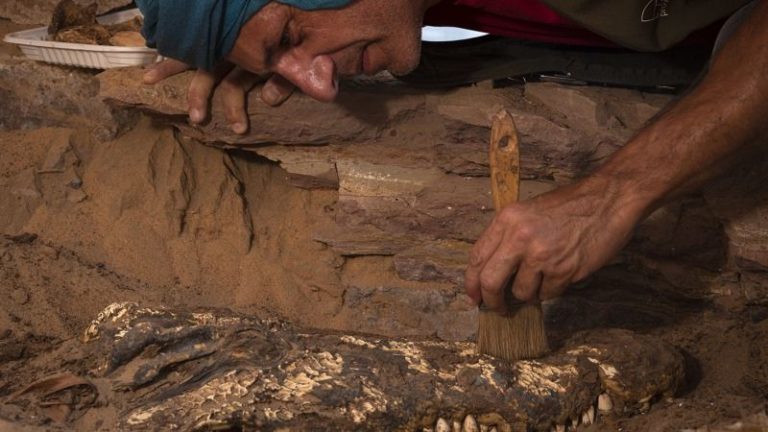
[136,0,352,71]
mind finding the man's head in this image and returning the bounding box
[228,0,439,102]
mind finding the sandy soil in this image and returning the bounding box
[0,17,767,432]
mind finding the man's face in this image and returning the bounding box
[228,0,431,102]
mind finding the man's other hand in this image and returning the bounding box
[464,176,643,313]
[142,59,295,135]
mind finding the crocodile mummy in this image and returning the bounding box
[2,302,684,431]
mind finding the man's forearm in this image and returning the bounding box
[592,0,768,221]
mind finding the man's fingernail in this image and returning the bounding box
[231,122,247,134]
[189,109,204,123]
[262,86,279,105]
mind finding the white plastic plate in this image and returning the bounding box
[3,8,158,69]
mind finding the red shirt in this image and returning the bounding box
[424,0,719,48]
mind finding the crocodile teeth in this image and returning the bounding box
[570,416,579,428]
[436,418,451,432]
[479,425,489,432]
[554,424,566,432]
[582,406,596,425]
[462,415,479,432]
[453,420,462,432]
[598,393,614,413]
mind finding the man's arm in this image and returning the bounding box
[465,0,768,312]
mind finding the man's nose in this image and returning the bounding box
[272,49,339,102]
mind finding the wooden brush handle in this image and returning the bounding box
[490,110,520,210]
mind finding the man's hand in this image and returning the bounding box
[466,0,768,311]
[143,59,295,134]
[464,176,641,313]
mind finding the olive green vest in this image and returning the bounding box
[540,0,754,51]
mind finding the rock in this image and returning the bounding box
[704,154,768,271]
[0,58,128,139]
[0,128,57,179]
[631,197,727,271]
[393,240,471,286]
[98,68,427,145]
[254,146,339,189]
[338,160,443,197]
[0,168,43,234]
[525,83,603,132]
[314,225,420,256]
[65,188,87,203]
[524,82,670,138]
[0,0,132,25]
[739,272,768,304]
[0,332,25,362]
[427,86,511,128]
[39,130,73,172]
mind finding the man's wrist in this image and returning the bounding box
[580,167,660,226]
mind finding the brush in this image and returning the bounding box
[477,110,549,361]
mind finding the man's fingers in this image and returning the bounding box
[464,222,506,305]
[478,241,522,313]
[261,74,296,107]
[539,271,573,301]
[510,264,543,303]
[143,58,190,84]
[186,63,233,124]
[187,70,217,123]
[219,67,261,134]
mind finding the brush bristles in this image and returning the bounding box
[477,304,548,361]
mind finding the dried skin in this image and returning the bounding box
[0,303,686,431]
